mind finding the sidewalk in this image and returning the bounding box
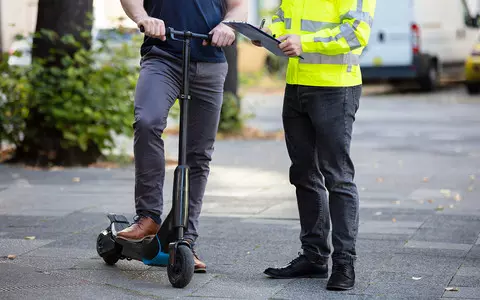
[2,89,480,299]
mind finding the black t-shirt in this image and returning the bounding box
[142,0,227,63]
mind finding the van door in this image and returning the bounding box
[360,0,415,68]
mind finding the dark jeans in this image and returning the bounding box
[133,46,228,243]
[282,84,361,264]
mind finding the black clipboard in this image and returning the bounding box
[222,21,288,58]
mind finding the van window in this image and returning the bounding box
[462,0,480,27]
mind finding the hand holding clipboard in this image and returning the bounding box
[222,21,304,60]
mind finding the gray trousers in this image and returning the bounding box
[134,46,228,243]
[282,84,361,264]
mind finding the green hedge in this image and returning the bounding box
[0,29,139,158]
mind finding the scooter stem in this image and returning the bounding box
[172,34,192,240]
[178,37,190,166]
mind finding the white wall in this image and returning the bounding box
[0,0,38,51]
[93,0,135,29]
[248,0,260,24]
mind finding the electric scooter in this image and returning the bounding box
[96,27,213,289]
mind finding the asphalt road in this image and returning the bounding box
[1,84,480,299]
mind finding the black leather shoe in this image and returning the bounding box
[264,253,328,279]
[326,262,355,290]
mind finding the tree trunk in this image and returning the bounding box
[11,0,97,167]
[32,0,93,62]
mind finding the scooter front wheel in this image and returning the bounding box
[167,245,194,288]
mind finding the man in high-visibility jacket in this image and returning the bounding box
[258,0,376,291]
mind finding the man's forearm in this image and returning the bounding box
[120,0,149,24]
[224,0,248,22]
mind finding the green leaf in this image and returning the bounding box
[78,134,89,152]
[63,131,77,141]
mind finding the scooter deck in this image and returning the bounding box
[106,213,173,266]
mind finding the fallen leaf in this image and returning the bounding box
[440,189,452,198]
[392,218,397,223]
[470,175,476,181]
[427,199,434,204]
[454,194,462,202]
[24,236,36,240]
[49,166,64,172]
[435,205,444,211]
[376,177,384,183]
[423,177,429,183]
[412,276,422,280]
[393,200,401,205]
[468,186,474,192]
[72,177,80,183]
[7,254,16,260]
[445,287,459,292]
[374,211,382,216]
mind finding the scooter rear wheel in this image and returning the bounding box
[96,231,121,266]
[167,245,194,288]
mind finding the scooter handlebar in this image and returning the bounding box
[139,26,213,43]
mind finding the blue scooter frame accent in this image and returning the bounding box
[142,236,169,266]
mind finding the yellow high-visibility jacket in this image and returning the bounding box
[269,0,376,87]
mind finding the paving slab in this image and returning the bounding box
[411,227,480,245]
[364,282,445,299]
[467,245,480,259]
[367,271,452,286]
[396,246,472,258]
[272,279,369,300]
[457,267,480,277]
[404,240,473,251]
[24,247,97,259]
[0,238,54,256]
[8,255,82,271]
[358,221,423,235]
[380,254,463,276]
[191,275,293,299]
[2,284,159,300]
[53,267,214,299]
[449,275,480,288]
[443,287,480,298]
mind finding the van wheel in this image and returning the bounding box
[418,63,439,92]
[466,83,480,95]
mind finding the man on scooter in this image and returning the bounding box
[118,0,248,273]
[256,0,376,291]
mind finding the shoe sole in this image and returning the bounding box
[194,268,207,273]
[326,285,354,291]
[264,272,328,279]
[116,235,155,243]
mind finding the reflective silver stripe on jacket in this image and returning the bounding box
[340,11,373,27]
[275,7,284,21]
[285,18,292,29]
[273,8,292,29]
[312,23,362,51]
[299,53,360,65]
[301,20,339,32]
[308,0,368,54]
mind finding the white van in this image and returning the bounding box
[360,0,480,91]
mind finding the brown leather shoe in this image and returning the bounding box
[193,249,207,273]
[116,216,160,243]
